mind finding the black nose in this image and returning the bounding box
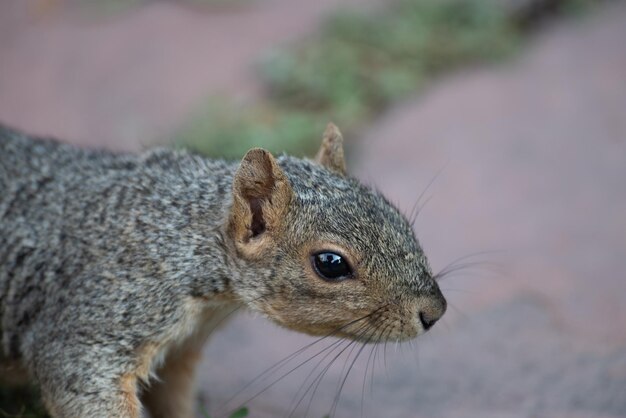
[418,290,447,331]
[419,310,441,330]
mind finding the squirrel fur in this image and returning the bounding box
[0,122,446,418]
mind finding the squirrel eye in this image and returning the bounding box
[311,252,353,281]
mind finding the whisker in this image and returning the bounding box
[288,319,375,418]
[436,250,503,270]
[230,338,348,415]
[300,321,378,418]
[437,260,500,276]
[221,307,388,416]
[230,336,360,414]
[327,320,382,414]
[329,340,370,417]
[300,342,354,418]
[383,333,389,374]
[382,323,396,379]
[361,341,378,417]
[217,309,383,414]
[433,250,505,283]
[307,312,388,418]
[410,195,434,228]
[338,341,359,378]
[365,318,393,404]
[371,333,381,393]
[286,338,346,417]
[360,319,395,413]
[409,162,448,227]
[371,342,381,397]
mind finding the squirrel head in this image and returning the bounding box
[226,123,446,342]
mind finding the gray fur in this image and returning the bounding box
[0,124,445,417]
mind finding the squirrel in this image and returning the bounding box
[0,122,446,418]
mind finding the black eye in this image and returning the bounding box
[311,252,353,281]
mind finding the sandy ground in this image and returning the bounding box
[1,1,625,417]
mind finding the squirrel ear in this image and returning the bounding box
[229,148,293,257]
[315,122,346,175]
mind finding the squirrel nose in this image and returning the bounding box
[418,309,442,330]
[417,290,447,331]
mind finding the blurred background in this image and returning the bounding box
[1,0,625,417]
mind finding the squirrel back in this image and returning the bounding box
[0,123,445,417]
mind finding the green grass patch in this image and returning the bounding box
[176,0,519,158]
[176,101,327,160]
[200,404,249,418]
[260,0,516,120]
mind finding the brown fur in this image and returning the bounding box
[119,374,141,418]
[135,342,162,383]
[142,348,202,418]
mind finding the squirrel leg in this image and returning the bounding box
[28,339,142,418]
[141,346,202,418]
[142,306,237,418]
[39,372,141,418]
